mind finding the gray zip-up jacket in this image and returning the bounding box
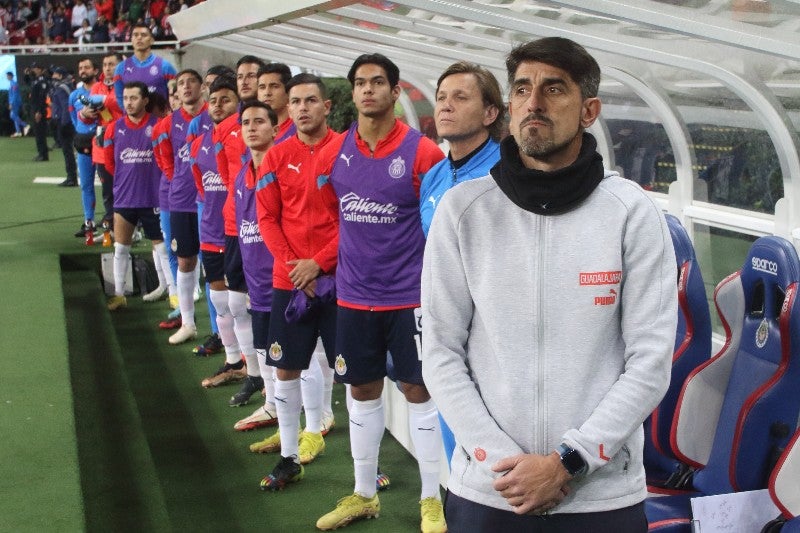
[421,171,677,513]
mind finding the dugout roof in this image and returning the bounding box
[169,0,800,241]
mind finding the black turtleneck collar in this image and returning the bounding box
[490,132,605,215]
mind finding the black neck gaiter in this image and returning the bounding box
[490,132,605,215]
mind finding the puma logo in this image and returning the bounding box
[230,130,239,138]
[339,153,353,167]
[287,162,301,174]
[117,129,125,136]
[237,188,242,198]
[200,145,210,155]
[427,195,437,207]
[174,123,183,131]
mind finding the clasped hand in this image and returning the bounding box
[492,452,572,515]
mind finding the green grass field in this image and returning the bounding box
[0,136,425,532]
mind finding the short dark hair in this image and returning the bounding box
[208,75,238,96]
[286,73,327,99]
[257,63,292,87]
[103,52,124,63]
[506,37,600,100]
[236,55,266,70]
[77,57,97,69]
[240,100,278,127]
[347,53,399,88]
[176,68,202,84]
[147,91,168,115]
[205,65,235,79]
[130,22,151,35]
[123,80,149,100]
[437,61,505,141]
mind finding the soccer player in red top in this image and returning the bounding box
[254,73,341,490]
[152,69,209,346]
[257,62,296,144]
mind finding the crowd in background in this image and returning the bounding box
[0,0,203,48]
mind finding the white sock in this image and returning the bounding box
[228,291,253,361]
[275,378,302,460]
[345,383,353,412]
[350,397,384,498]
[210,289,240,363]
[154,242,175,296]
[408,399,443,500]
[151,247,166,290]
[301,359,323,434]
[243,350,260,378]
[256,350,276,410]
[316,344,334,416]
[176,270,195,327]
[113,242,131,296]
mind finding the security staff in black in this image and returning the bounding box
[29,63,50,162]
[49,67,77,186]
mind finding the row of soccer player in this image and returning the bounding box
[85,23,675,533]
[81,23,487,531]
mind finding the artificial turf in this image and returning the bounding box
[0,135,430,532]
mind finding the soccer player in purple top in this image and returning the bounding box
[113,23,176,104]
[103,81,165,311]
[314,54,447,533]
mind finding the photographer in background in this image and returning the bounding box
[70,58,101,242]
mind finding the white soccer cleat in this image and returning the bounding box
[168,324,197,345]
[142,285,166,302]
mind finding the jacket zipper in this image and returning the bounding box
[536,217,547,453]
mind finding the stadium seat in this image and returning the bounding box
[646,235,800,531]
[761,427,800,532]
[644,214,712,488]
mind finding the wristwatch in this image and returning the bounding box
[557,444,588,477]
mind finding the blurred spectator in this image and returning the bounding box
[71,0,88,32]
[127,0,143,23]
[95,0,114,23]
[148,15,162,40]
[149,0,166,21]
[0,2,11,31]
[110,16,128,42]
[17,1,33,25]
[87,1,98,25]
[31,35,47,52]
[160,4,174,40]
[73,17,91,49]
[47,4,69,43]
[92,13,109,42]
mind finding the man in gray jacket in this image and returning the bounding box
[421,37,678,532]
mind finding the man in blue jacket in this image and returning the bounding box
[419,61,503,467]
[419,61,503,237]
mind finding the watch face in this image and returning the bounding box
[561,447,586,475]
